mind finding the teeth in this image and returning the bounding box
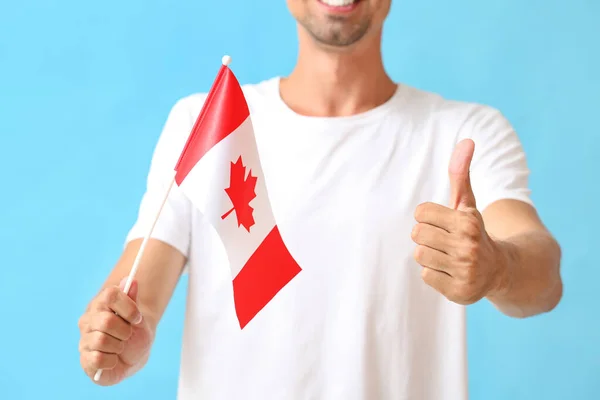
[321,0,356,6]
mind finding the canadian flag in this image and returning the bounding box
[173,59,302,329]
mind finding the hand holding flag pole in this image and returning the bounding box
[93,55,235,383]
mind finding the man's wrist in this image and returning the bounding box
[139,306,159,333]
[487,239,518,299]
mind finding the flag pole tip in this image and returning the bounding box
[222,55,232,66]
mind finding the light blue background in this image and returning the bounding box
[0,1,598,399]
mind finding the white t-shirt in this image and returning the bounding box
[126,77,533,400]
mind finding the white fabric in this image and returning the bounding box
[126,77,534,400]
[177,116,275,278]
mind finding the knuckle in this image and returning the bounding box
[98,313,116,332]
[411,224,420,241]
[77,315,87,331]
[413,245,425,263]
[460,213,481,238]
[414,204,424,220]
[420,267,432,283]
[414,202,431,220]
[123,306,140,323]
[465,242,480,262]
[102,287,120,306]
[123,325,133,340]
[106,353,118,369]
[94,332,111,348]
[116,339,126,354]
[89,351,105,368]
[457,241,479,264]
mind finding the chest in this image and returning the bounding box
[249,117,454,272]
[258,119,450,224]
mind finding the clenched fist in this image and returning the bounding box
[78,278,154,385]
[412,139,507,305]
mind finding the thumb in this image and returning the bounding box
[118,277,139,302]
[449,139,477,210]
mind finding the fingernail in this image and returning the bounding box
[133,313,143,325]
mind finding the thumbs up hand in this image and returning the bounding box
[411,139,507,305]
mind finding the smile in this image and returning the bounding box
[318,0,361,12]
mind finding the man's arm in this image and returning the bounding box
[483,199,562,318]
[79,96,195,384]
[412,139,562,318]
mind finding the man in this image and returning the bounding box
[77,0,563,398]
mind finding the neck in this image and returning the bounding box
[280,30,397,117]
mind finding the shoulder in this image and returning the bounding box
[395,84,520,158]
[397,84,508,133]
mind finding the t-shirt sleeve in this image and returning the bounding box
[460,106,535,213]
[125,98,194,257]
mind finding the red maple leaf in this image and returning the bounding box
[221,156,257,232]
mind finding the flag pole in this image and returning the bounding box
[93,54,233,383]
[123,178,177,294]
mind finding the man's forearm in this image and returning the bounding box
[487,230,562,318]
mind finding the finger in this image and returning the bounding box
[80,331,125,354]
[94,285,142,325]
[119,277,139,303]
[414,202,458,232]
[78,313,90,333]
[421,267,454,297]
[411,223,455,254]
[81,350,118,372]
[449,139,477,210]
[89,311,132,341]
[413,245,453,275]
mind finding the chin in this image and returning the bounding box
[290,0,389,47]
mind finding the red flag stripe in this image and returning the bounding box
[232,226,302,329]
[175,66,250,185]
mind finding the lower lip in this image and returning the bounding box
[317,0,360,13]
